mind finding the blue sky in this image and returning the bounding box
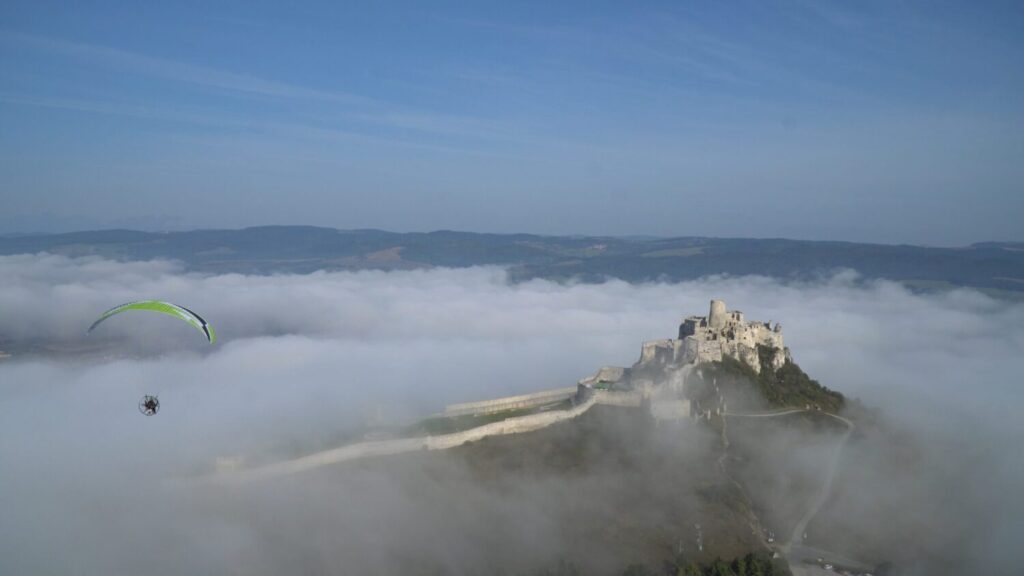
[1,1,1021,244]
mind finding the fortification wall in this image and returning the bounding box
[577,366,626,386]
[211,385,691,484]
[428,395,596,449]
[681,336,724,365]
[211,436,429,482]
[443,386,579,417]
[593,389,643,407]
[215,395,599,483]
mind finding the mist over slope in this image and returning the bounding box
[0,254,1021,574]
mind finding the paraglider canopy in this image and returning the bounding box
[87,300,216,344]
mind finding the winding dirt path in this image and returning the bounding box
[721,409,855,565]
[783,413,853,553]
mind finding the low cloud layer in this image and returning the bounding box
[1,254,1022,574]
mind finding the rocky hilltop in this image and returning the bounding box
[210,298,866,575]
[579,299,842,415]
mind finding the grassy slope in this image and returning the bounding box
[316,406,763,575]
[700,347,844,413]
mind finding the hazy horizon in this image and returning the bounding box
[3,223,1022,249]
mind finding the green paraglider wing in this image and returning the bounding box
[87,301,216,343]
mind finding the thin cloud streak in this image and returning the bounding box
[2,31,371,104]
[1,32,529,149]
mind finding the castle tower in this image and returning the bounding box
[708,299,727,330]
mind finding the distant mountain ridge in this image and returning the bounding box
[2,226,1023,294]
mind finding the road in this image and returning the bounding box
[722,408,858,574]
[784,412,853,554]
[787,544,874,576]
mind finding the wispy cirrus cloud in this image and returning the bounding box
[0,92,249,128]
[1,31,371,104]
[0,32,525,149]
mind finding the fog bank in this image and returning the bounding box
[1,255,1021,574]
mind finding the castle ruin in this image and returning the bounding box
[220,299,793,478]
[637,299,786,373]
[580,299,789,392]
[679,298,786,372]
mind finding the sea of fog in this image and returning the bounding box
[1,254,1021,574]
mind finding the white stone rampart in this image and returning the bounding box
[199,298,788,485]
[593,389,644,407]
[443,386,579,417]
[681,336,723,365]
[639,339,675,364]
[428,395,596,449]
[209,394,599,483]
[577,366,626,386]
[207,389,655,484]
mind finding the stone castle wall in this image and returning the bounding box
[214,389,657,482]
[675,299,786,373]
[443,386,580,417]
[211,299,780,483]
[216,394,601,482]
[593,389,644,407]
